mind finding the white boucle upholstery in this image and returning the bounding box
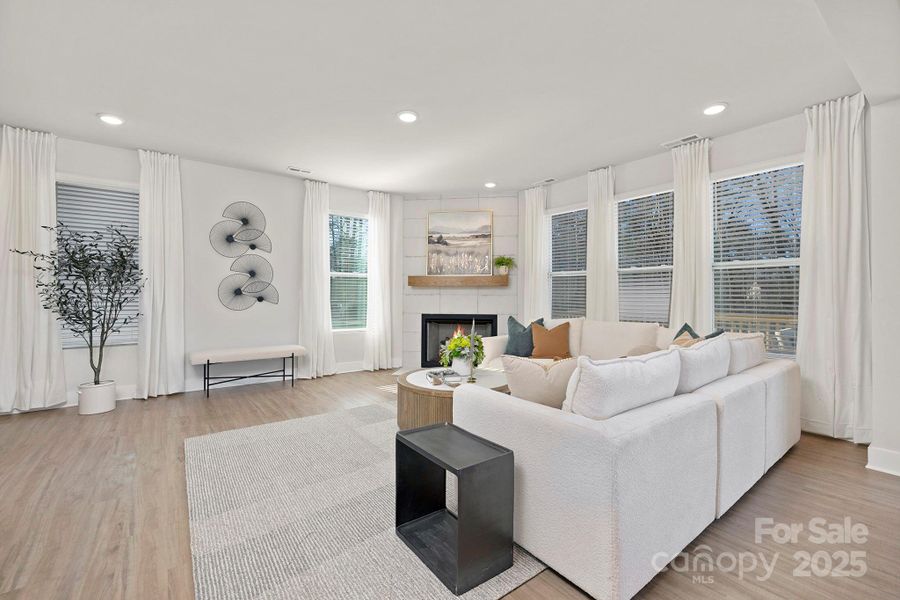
[562,350,681,420]
[673,334,731,394]
[694,374,767,516]
[655,326,678,349]
[481,334,509,370]
[726,332,767,374]
[454,385,717,600]
[500,355,577,408]
[579,320,660,359]
[544,317,584,356]
[188,344,307,365]
[743,359,802,471]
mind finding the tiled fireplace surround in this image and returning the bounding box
[401,194,520,370]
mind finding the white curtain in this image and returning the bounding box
[299,179,336,378]
[137,150,185,398]
[797,93,871,443]
[669,139,713,333]
[0,125,66,413]
[585,167,618,321]
[363,190,396,370]
[522,185,549,322]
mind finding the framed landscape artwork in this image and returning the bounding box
[426,210,493,275]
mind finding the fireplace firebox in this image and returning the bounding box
[420,314,498,368]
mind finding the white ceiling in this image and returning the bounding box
[0,0,860,194]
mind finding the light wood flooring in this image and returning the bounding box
[1,370,898,599]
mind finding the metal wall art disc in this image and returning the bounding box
[217,273,256,311]
[211,201,277,310]
[210,220,250,258]
[223,201,266,232]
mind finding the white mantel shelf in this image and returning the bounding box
[407,274,509,288]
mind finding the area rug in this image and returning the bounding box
[184,404,545,600]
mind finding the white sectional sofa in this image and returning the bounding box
[455,317,801,600]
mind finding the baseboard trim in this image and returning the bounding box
[867,446,900,478]
[800,418,834,437]
[335,361,364,374]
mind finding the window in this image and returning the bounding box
[713,165,802,356]
[56,181,140,347]
[329,214,368,329]
[617,191,674,325]
[549,209,587,318]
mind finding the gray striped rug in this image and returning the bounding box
[185,404,545,599]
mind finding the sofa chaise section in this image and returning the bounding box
[454,384,718,600]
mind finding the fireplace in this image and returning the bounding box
[420,313,498,368]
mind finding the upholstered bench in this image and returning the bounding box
[189,345,307,397]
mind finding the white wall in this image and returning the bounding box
[401,194,519,369]
[54,137,391,400]
[868,97,900,476]
[516,114,807,321]
[545,114,806,212]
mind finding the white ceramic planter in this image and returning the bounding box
[496,265,509,276]
[78,380,117,415]
[451,358,472,377]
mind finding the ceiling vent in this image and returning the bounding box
[287,166,312,175]
[530,177,557,187]
[660,134,702,150]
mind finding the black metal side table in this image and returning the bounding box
[395,423,514,595]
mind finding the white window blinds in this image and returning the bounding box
[549,209,587,318]
[329,214,368,329]
[617,191,674,325]
[713,165,802,356]
[56,181,140,347]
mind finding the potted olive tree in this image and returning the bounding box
[13,223,143,415]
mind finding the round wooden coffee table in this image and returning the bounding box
[396,369,509,430]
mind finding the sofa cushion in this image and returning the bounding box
[545,317,584,356]
[693,374,766,516]
[656,326,678,349]
[673,334,731,394]
[625,344,661,357]
[562,350,681,420]
[501,355,577,408]
[726,332,766,374]
[578,320,660,360]
[532,322,572,359]
[505,316,544,357]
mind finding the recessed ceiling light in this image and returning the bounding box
[397,110,418,123]
[484,182,497,189]
[703,103,728,116]
[97,113,124,126]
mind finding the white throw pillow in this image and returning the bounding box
[561,350,681,420]
[501,355,578,409]
[673,334,731,394]
[544,317,584,356]
[726,332,766,374]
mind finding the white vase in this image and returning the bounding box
[496,265,509,276]
[451,357,472,377]
[78,380,117,415]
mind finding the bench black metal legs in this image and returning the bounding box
[203,352,295,397]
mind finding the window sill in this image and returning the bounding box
[62,340,138,350]
[332,328,368,333]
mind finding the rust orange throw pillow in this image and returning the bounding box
[531,322,571,359]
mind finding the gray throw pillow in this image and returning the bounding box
[505,316,544,357]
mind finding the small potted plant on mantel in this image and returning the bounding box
[493,255,516,276]
[13,223,143,415]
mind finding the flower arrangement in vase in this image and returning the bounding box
[439,325,485,379]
